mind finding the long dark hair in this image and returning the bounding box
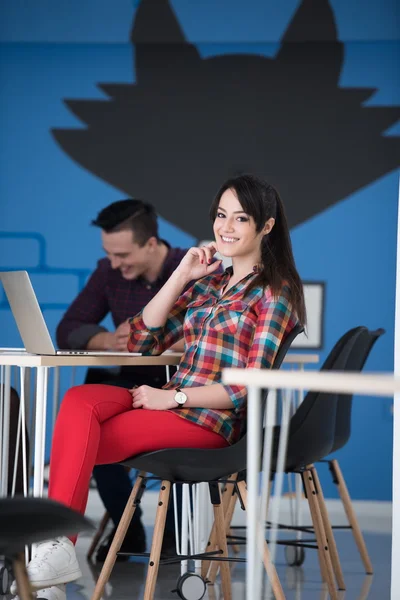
[210,174,306,325]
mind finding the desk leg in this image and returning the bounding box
[10,367,29,498]
[246,385,262,600]
[295,366,305,547]
[33,367,49,498]
[52,367,60,436]
[1,366,11,497]
[19,367,29,497]
[267,388,291,579]
[180,484,189,575]
[196,482,209,574]
[392,387,400,599]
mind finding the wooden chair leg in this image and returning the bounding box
[143,480,171,600]
[303,470,338,600]
[225,477,272,560]
[201,524,218,579]
[330,459,373,574]
[209,482,232,600]
[208,482,239,584]
[228,495,240,555]
[202,477,235,579]
[87,511,111,560]
[12,553,35,600]
[226,474,241,555]
[237,481,286,600]
[311,466,345,590]
[91,471,146,600]
[227,494,240,554]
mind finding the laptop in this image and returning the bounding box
[0,270,141,357]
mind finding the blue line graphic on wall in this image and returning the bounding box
[0,232,91,310]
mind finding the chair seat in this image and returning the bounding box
[0,497,93,556]
[121,442,248,483]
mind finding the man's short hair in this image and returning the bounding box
[92,199,159,247]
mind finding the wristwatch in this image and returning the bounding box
[174,387,188,406]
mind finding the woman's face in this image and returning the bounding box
[213,188,268,260]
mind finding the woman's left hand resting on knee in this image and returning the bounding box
[130,382,235,411]
[130,385,175,410]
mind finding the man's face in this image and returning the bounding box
[101,229,154,280]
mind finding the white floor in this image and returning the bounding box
[85,487,392,535]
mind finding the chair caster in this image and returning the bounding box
[0,563,11,595]
[284,545,305,566]
[173,572,207,600]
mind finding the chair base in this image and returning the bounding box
[226,466,344,600]
[91,474,235,600]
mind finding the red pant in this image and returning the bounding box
[48,384,228,526]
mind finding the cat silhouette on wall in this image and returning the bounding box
[52,0,400,240]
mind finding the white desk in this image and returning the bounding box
[0,350,321,585]
[222,368,400,600]
[0,351,182,499]
[0,351,318,500]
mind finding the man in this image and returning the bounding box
[56,199,189,561]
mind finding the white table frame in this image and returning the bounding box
[0,351,182,499]
[0,350,323,594]
[222,367,400,600]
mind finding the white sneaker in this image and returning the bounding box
[35,584,66,600]
[10,537,81,594]
[13,584,66,600]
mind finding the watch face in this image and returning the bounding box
[175,391,187,405]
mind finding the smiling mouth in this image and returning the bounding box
[220,235,239,243]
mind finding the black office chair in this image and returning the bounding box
[271,326,368,599]
[320,327,385,575]
[0,496,93,599]
[224,326,366,600]
[90,324,304,600]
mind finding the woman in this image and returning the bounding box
[13,174,305,600]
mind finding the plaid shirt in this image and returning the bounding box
[56,244,188,350]
[128,268,298,444]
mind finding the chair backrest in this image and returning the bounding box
[0,497,93,555]
[284,326,366,470]
[230,324,304,462]
[272,324,304,370]
[331,327,385,453]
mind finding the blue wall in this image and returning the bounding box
[0,0,399,501]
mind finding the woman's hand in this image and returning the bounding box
[175,243,222,282]
[130,385,176,410]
